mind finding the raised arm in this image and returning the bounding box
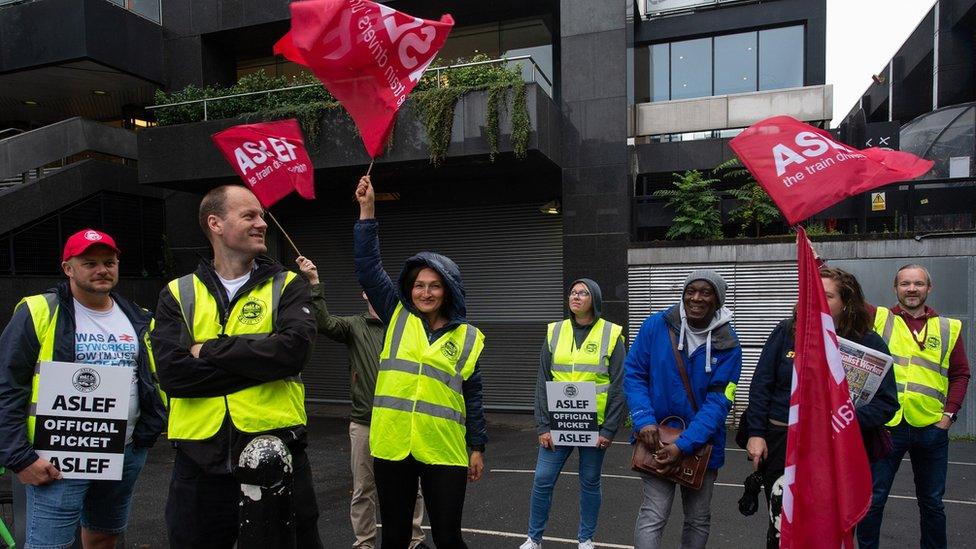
[296,256,353,343]
[353,175,399,323]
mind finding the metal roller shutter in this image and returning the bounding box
[628,261,798,421]
[286,202,563,410]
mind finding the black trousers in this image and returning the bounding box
[374,455,468,549]
[759,425,788,549]
[165,448,322,549]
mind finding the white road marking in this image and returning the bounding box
[489,469,976,505]
[613,444,976,466]
[378,524,635,548]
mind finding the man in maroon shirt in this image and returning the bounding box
[857,264,970,549]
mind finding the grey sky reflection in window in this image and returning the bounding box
[759,26,804,91]
[714,32,757,95]
[671,38,711,100]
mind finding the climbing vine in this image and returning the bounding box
[510,80,530,160]
[416,87,466,166]
[152,56,535,164]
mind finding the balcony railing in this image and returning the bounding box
[147,55,553,121]
[633,178,976,242]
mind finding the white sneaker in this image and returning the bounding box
[578,540,595,549]
[519,538,541,549]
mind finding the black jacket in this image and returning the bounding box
[152,256,316,471]
[746,318,899,437]
[0,281,166,473]
[354,219,488,450]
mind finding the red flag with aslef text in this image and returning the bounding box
[780,227,872,549]
[274,0,454,158]
[211,119,315,208]
[729,116,933,225]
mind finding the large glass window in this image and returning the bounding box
[759,26,804,90]
[434,19,553,93]
[670,38,711,100]
[649,43,670,102]
[644,24,804,102]
[714,32,756,95]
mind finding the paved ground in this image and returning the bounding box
[6,405,976,547]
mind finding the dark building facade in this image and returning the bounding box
[0,0,829,411]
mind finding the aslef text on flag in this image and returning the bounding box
[211,119,315,208]
[729,116,933,225]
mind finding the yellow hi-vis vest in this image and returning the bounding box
[370,303,485,467]
[17,293,162,442]
[164,272,307,440]
[874,306,961,427]
[547,318,623,426]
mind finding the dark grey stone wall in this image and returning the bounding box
[0,0,163,83]
[559,0,629,326]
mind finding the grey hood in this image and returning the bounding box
[570,277,603,320]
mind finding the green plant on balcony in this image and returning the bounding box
[415,54,528,165]
[714,158,782,237]
[152,54,532,165]
[653,170,723,240]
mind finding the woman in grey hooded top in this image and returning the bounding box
[520,278,626,549]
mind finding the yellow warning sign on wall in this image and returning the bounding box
[871,192,886,211]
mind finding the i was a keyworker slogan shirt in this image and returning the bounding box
[73,299,140,445]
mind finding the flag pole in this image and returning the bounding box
[267,210,301,258]
[365,159,374,176]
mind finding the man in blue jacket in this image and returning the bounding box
[624,270,742,549]
[0,228,166,549]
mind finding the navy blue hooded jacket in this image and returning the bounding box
[354,219,488,450]
[0,281,166,473]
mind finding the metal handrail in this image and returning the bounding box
[146,55,553,121]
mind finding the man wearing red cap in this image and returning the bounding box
[0,228,166,549]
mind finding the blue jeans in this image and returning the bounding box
[527,444,607,543]
[856,421,949,549]
[25,444,149,549]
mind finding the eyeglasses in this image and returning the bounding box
[569,290,590,298]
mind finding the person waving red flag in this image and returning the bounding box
[780,228,873,549]
[274,0,454,158]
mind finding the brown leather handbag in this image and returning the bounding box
[631,330,713,490]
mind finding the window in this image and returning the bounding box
[759,26,804,91]
[714,32,756,95]
[670,38,711,100]
[643,25,805,102]
[434,19,553,93]
[649,43,670,102]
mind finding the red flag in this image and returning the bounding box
[729,116,933,225]
[274,0,454,158]
[780,227,872,549]
[211,119,316,208]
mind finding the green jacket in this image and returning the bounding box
[310,283,385,425]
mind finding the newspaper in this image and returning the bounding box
[838,336,894,407]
